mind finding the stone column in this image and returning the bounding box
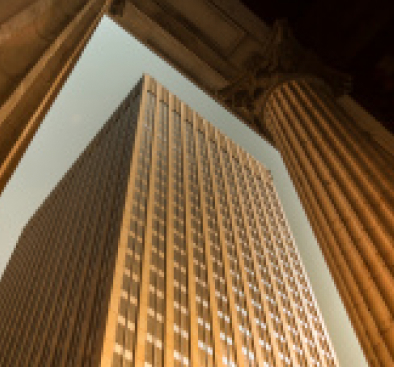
[0,0,113,195]
[218,20,394,367]
[263,77,394,367]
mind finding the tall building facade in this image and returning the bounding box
[0,75,340,367]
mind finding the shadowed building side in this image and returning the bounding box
[0,80,142,367]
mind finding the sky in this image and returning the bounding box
[0,16,367,367]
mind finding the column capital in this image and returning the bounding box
[216,20,351,142]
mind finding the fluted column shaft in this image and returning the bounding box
[262,78,394,367]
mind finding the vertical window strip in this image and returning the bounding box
[250,170,316,367]
[229,155,278,367]
[172,110,190,367]
[145,99,168,367]
[259,175,337,367]
[213,145,256,367]
[197,131,238,367]
[112,91,156,367]
[185,121,215,367]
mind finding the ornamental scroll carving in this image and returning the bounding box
[110,0,126,16]
[216,20,351,141]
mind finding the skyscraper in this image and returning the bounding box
[0,74,340,367]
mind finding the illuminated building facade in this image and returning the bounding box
[0,75,340,367]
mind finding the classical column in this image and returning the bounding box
[218,20,394,367]
[264,77,394,367]
[0,0,112,195]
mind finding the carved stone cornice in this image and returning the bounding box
[109,0,126,16]
[216,20,352,142]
